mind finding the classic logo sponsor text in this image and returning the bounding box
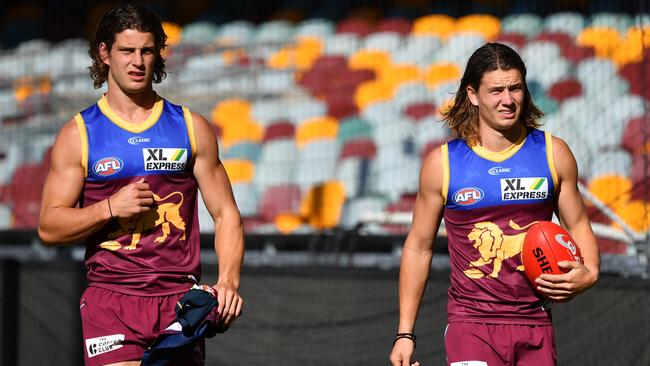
[488,166,511,175]
[128,136,151,145]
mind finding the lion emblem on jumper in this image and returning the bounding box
[100,191,186,251]
[463,220,536,279]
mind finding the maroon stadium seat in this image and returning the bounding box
[259,184,302,223]
[337,18,374,37]
[562,44,596,64]
[496,32,528,49]
[325,90,358,119]
[376,18,412,35]
[548,78,583,102]
[535,31,573,51]
[403,102,437,121]
[621,115,650,154]
[339,138,377,160]
[619,57,650,101]
[263,121,295,142]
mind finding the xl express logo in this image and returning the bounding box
[452,187,484,206]
[500,177,548,200]
[143,148,187,171]
[93,157,123,176]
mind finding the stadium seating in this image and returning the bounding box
[0,9,648,250]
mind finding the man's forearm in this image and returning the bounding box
[38,200,111,245]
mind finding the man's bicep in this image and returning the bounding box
[191,113,238,218]
[40,122,85,212]
[408,148,445,247]
[552,137,585,227]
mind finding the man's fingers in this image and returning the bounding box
[222,293,243,324]
[537,273,569,284]
[216,290,226,316]
[557,260,579,270]
[234,296,243,317]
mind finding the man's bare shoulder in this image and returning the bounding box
[48,117,83,167]
[422,143,447,170]
[56,117,82,143]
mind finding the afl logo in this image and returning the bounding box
[453,187,484,206]
[93,157,123,176]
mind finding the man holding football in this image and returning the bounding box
[389,43,600,366]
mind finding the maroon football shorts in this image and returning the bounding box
[445,322,556,366]
[80,286,205,366]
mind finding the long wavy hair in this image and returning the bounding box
[88,2,168,89]
[441,43,543,145]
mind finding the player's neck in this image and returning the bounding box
[477,123,525,152]
[104,86,158,124]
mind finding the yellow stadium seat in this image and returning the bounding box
[587,175,631,208]
[611,27,650,67]
[613,200,650,232]
[300,181,346,229]
[211,99,252,127]
[222,159,255,183]
[268,37,323,70]
[13,76,34,103]
[413,14,455,38]
[268,47,291,69]
[425,63,461,89]
[221,48,248,66]
[38,75,52,95]
[576,27,622,58]
[294,37,323,70]
[273,181,347,232]
[348,50,391,73]
[162,22,182,47]
[455,14,501,40]
[274,213,304,234]
[220,119,263,148]
[379,64,422,88]
[296,116,339,148]
[354,79,395,110]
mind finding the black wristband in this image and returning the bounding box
[393,332,416,348]
[107,197,113,219]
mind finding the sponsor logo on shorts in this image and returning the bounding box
[452,187,484,206]
[500,177,548,201]
[85,334,124,358]
[450,362,488,366]
[143,148,187,171]
[488,166,511,175]
[128,136,151,145]
[93,157,123,176]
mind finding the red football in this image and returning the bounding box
[521,221,583,286]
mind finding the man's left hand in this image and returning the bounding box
[535,261,598,302]
[213,282,243,326]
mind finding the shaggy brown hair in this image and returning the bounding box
[441,43,543,145]
[88,2,168,89]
